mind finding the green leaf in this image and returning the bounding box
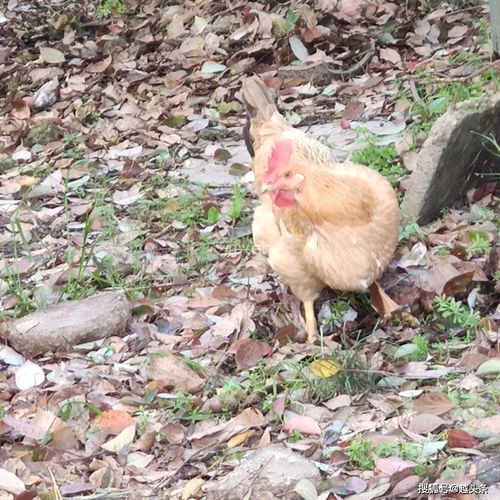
[201,61,226,73]
[476,359,500,376]
[394,344,419,359]
[289,36,309,62]
[377,376,407,388]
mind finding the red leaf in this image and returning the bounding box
[231,338,272,370]
[303,27,321,43]
[447,429,478,449]
[442,271,474,297]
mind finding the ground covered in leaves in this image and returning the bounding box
[0,0,499,499]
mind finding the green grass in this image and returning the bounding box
[351,139,405,186]
[95,0,129,17]
[433,295,480,339]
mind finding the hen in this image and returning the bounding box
[242,76,400,344]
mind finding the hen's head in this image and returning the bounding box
[262,138,304,208]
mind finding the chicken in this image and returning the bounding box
[242,75,400,344]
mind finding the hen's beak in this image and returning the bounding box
[260,182,273,194]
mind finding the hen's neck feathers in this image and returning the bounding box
[277,166,378,232]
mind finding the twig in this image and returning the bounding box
[322,39,376,79]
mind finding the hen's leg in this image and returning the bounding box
[303,300,317,344]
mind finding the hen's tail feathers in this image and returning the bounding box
[242,76,278,158]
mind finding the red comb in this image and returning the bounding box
[265,138,293,182]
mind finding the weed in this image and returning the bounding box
[411,334,430,361]
[88,113,102,123]
[287,430,305,443]
[96,0,129,18]
[351,138,405,186]
[410,78,495,123]
[206,206,220,225]
[167,390,212,423]
[433,295,480,336]
[460,231,491,258]
[346,439,375,470]
[441,457,467,479]
[135,406,154,436]
[323,299,351,328]
[229,185,246,222]
[399,222,420,242]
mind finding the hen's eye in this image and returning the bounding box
[284,171,292,178]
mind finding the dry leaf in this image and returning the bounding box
[94,410,135,435]
[40,47,65,63]
[380,47,402,64]
[446,429,478,449]
[283,415,321,436]
[413,392,455,415]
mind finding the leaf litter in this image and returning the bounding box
[0,0,499,498]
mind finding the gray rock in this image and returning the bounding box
[401,93,500,225]
[204,444,321,500]
[4,291,130,355]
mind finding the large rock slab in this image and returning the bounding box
[3,291,130,355]
[401,93,500,224]
[204,444,321,499]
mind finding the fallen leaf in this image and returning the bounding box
[87,55,112,73]
[470,415,500,433]
[380,47,402,64]
[40,47,65,63]
[309,359,340,378]
[227,430,254,448]
[375,456,416,476]
[231,338,272,370]
[15,360,45,390]
[413,392,455,415]
[443,271,475,297]
[369,282,400,317]
[283,415,321,436]
[94,410,135,435]
[182,477,204,500]
[341,100,364,122]
[289,36,309,61]
[408,413,446,434]
[446,429,478,449]
[293,478,318,500]
[0,468,25,495]
[201,61,227,73]
[101,424,136,453]
[476,359,500,376]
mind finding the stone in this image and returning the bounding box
[204,444,321,499]
[401,93,500,225]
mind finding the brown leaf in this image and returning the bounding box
[230,338,272,370]
[446,429,478,449]
[94,410,135,435]
[379,47,402,64]
[11,98,30,119]
[369,282,400,317]
[413,392,455,415]
[375,456,416,477]
[443,271,474,297]
[408,413,446,434]
[86,55,112,73]
[341,100,364,122]
[469,415,500,433]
